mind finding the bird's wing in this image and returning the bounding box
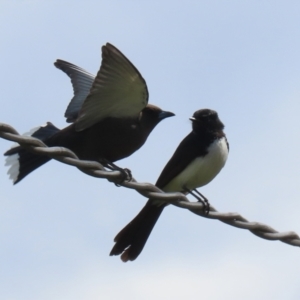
[155,133,206,189]
[54,60,95,123]
[75,43,149,131]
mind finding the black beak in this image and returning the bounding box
[159,111,175,120]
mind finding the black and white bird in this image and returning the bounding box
[4,43,174,184]
[110,109,229,262]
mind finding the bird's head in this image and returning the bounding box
[140,104,175,129]
[190,109,224,132]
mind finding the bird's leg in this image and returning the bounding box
[100,159,132,185]
[193,189,210,215]
[183,188,210,215]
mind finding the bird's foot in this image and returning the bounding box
[184,188,210,215]
[101,160,132,185]
[115,168,132,186]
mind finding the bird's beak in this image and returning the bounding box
[189,117,196,121]
[159,111,175,120]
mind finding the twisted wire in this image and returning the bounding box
[0,122,299,248]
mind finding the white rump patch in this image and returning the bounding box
[4,124,46,183]
[5,153,20,183]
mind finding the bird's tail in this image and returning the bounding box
[4,122,60,184]
[110,200,166,262]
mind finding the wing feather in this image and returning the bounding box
[155,133,206,190]
[75,43,149,131]
[54,60,95,122]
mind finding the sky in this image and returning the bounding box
[1,1,300,299]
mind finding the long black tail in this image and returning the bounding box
[110,200,166,262]
[4,122,60,184]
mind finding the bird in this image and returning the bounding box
[4,43,175,184]
[110,109,229,262]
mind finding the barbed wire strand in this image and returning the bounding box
[0,122,299,248]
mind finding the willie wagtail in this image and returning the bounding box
[110,109,229,261]
[4,43,174,184]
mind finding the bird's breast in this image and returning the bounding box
[164,137,229,192]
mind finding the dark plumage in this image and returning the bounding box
[110,109,229,262]
[4,43,174,184]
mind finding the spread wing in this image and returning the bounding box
[75,43,149,131]
[54,60,95,123]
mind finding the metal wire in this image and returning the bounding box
[1,122,299,248]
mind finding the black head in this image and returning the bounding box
[140,104,175,127]
[189,109,224,132]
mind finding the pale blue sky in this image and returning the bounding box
[1,1,300,299]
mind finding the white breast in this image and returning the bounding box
[163,137,228,192]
